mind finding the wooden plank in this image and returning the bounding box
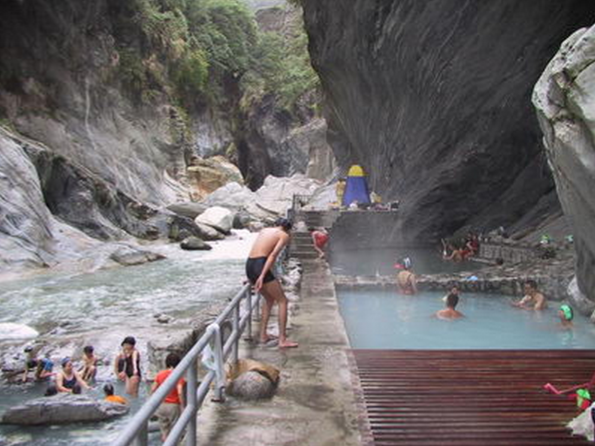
[353,350,594,445]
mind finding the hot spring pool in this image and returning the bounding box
[338,290,595,349]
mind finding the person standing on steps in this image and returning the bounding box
[246,218,298,348]
[311,227,329,259]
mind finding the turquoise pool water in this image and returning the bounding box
[338,290,595,349]
[330,248,483,276]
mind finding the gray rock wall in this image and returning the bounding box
[301,0,595,242]
[533,25,595,309]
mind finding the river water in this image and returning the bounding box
[0,230,256,445]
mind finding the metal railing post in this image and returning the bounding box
[232,303,240,363]
[212,324,226,402]
[255,292,261,321]
[114,284,254,445]
[185,359,198,446]
[245,288,253,341]
[132,421,148,446]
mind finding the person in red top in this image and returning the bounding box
[311,227,329,259]
[151,353,185,441]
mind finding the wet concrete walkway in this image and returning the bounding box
[196,259,363,445]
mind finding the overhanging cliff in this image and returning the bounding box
[301,0,595,242]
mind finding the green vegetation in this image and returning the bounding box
[115,0,318,114]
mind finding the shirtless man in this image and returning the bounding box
[512,280,547,310]
[246,218,298,348]
[396,258,417,295]
[436,293,464,320]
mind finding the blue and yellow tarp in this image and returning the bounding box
[342,164,370,206]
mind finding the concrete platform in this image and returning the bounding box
[195,259,363,445]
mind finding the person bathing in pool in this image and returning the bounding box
[511,280,547,310]
[435,293,464,320]
[558,304,574,330]
[246,218,298,348]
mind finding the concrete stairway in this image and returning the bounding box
[290,231,318,260]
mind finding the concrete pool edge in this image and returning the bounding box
[193,258,367,445]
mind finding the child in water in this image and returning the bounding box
[104,383,128,405]
[80,345,98,382]
[559,304,574,329]
[21,346,54,383]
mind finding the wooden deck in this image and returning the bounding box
[352,350,595,446]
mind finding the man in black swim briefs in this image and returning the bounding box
[246,218,298,348]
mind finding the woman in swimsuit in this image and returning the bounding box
[56,357,89,394]
[115,336,141,397]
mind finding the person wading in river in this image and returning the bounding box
[114,336,141,397]
[246,218,298,348]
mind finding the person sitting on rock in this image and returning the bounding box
[21,347,54,383]
[152,353,185,442]
[396,258,417,295]
[80,345,97,383]
[56,357,89,394]
[246,218,298,348]
[436,293,464,320]
[512,280,547,310]
[442,242,464,262]
[311,227,329,259]
[115,336,142,397]
[103,383,128,405]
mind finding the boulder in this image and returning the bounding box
[180,237,212,251]
[200,182,257,212]
[195,207,234,234]
[166,202,209,220]
[233,210,254,230]
[187,156,244,201]
[195,223,225,241]
[227,371,277,400]
[0,394,128,425]
[109,246,165,266]
[248,174,321,218]
[0,323,39,341]
[226,359,279,400]
[533,24,595,312]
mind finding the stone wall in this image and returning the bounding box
[478,243,537,264]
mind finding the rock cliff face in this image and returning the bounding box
[301,0,595,241]
[237,6,335,188]
[0,0,330,275]
[533,25,595,311]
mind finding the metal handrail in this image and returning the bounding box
[113,284,260,446]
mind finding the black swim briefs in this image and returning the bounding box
[246,257,275,285]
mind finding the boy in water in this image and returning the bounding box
[512,280,547,310]
[21,347,54,383]
[246,218,298,348]
[436,293,464,320]
[80,345,98,382]
[558,304,574,329]
[104,383,128,405]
